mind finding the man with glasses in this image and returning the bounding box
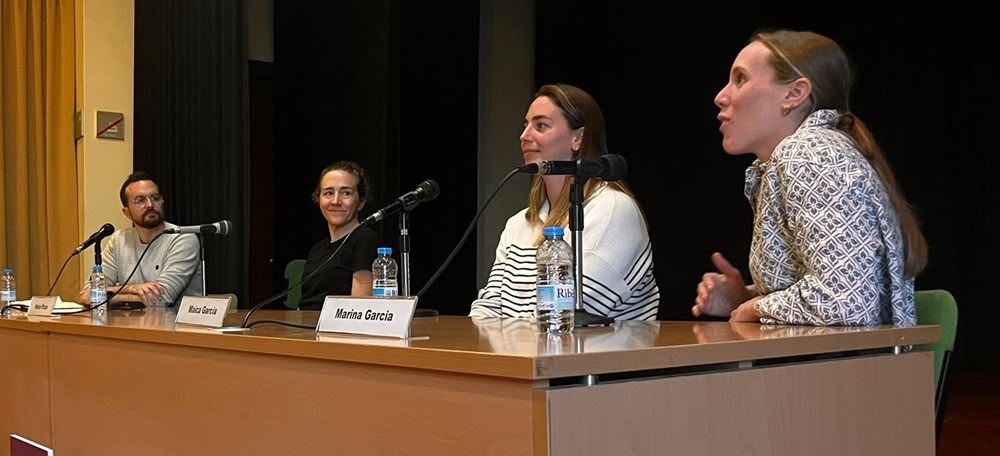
[78,171,203,307]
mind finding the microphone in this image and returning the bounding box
[519,153,628,181]
[362,180,440,226]
[163,220,232,235]
[74,223,116,255]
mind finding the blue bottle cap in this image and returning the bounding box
[93,264,103,272]
[543,226,564,238]
[3,268,11,274]
[377,247,392,255]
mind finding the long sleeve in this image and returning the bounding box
[470,188,660,321]
[747,110,914,326]
[577,189,659,321]
[98,226,204,306]
[470,216,535,318]
[153,233,201,305]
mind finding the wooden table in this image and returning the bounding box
[0,309,939,455]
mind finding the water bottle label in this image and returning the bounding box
[373,287,398,298]
[537,284,574,310]
[91,290,107,304]
[1,290,15,301]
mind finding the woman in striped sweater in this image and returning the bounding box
[470,83,660,321]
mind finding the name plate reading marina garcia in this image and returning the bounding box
[317,296,417,338]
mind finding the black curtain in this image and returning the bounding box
[534,3,997,372]
[271,1,479,315]
[270,0,398,309]
[133,0,250,304]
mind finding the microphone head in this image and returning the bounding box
[416,180,440,202]
[216,220,232,235]
[99,223,116,237]
[600,154,628,181]
[577,159,606,178]
[518,163,540,174]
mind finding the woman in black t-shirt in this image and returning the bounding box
[298,161,380,310]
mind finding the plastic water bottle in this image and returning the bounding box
[90,264,108,317]
[536,226,575,333]
[1,268,16,315]
[372,247,398,298]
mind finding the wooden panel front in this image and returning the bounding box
[0,327,52,456]
[47,333,539,455]
[547,351,935,456]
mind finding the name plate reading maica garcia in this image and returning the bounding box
[175,296,230,327]
[317,296,417,338]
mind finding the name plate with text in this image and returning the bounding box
[175,296,229,328]
[27,296,60,317]
[317,296,417,338]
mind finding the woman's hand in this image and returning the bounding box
[729,295,763,322]
[693,252,751,317]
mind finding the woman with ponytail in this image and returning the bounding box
[693,30,927,326]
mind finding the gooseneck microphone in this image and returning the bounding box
[361,180,440,226]
[163,220,232,235]
[519,153,628,181]
[73,223,115,255]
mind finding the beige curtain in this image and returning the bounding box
[0,0,80,300]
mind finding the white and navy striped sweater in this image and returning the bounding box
[470,185,660,320]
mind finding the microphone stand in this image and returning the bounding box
[399,210,411,296]
[198,234,207,296]
[570,177,613,327]
[94,242,103,267]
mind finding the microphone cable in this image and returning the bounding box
[0,232,160,316]
[240,229,354,329]
[415,167,522,297]
[60,231,164,315]
[45,254,75,296]
[2,255,73,314]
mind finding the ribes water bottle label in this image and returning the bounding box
[373,286,398,298]
[0,290,14,301]
[537,284,574,311]
[91,289,107,304]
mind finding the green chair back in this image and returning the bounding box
[913,289,959,392]
[283,259,307,310]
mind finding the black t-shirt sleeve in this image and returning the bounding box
[351,227,380,273]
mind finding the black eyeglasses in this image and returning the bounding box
[129,194,164,206]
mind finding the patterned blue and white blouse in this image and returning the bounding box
[746,109,915,326]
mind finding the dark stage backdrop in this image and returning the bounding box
[271,1,480,315]
[532,3,997,372]
[133,0,250,305]
[138,1,994,373]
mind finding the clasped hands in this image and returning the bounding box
[693,252,761,322]
[79,282,164,306]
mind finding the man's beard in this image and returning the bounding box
[134,209,163,229]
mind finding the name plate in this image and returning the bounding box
[317,296,417,338]
[27,296,60,317]
[175,296,229,328]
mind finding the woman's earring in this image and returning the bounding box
[781,105,792,116]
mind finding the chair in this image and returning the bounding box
[284,259,306,310]
[913,289,959,443]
